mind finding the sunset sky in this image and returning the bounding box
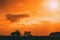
[0,0,60,36]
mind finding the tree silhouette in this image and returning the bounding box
[11,30,21,37]
[49,32,60,37]
[24,31,32,36]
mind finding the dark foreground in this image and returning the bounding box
[0,31,60,40]
[0,36,60,40]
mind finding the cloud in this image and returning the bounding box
[6,14,30,22]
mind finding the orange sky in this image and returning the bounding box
[0,0,60,36]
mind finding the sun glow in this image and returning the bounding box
[43,0,59,11]
[49,0,58,11]
[18,0,60,25]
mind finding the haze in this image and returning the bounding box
[0,0,60,36]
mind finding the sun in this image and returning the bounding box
[43,0,59,11]
[48,0,58,11]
